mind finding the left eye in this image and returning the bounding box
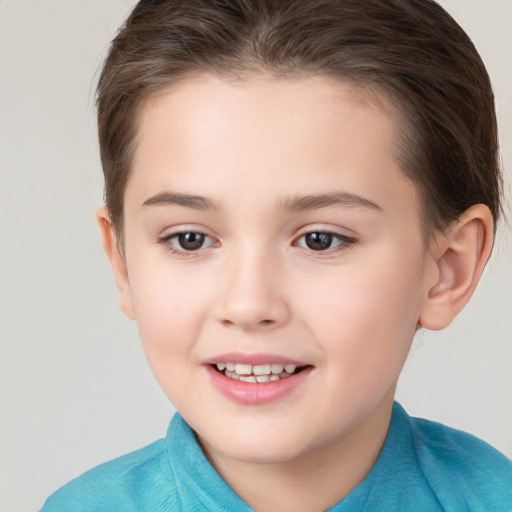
[296,232,354,251]
[166,231,215,251]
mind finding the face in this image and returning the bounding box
[112,74,437,466]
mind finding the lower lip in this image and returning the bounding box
[206,365,312,405]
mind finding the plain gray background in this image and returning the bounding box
[0,1,510,511]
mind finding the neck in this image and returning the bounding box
[200,394,394,512]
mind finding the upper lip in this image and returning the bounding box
[203,352,310,366]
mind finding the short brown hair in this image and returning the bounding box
[96,0,502,243]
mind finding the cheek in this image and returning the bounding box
[299,251,425,374]
[127,261,210,380]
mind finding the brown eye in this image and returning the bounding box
[296,231,356,252]
[177,232,206,250]
[161,230,216,255]
[304,232,334,251]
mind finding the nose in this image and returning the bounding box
[214,249,290,331]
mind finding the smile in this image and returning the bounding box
[214,362,304,383]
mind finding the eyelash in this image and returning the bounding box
[159,230,357,257]
[295,230,357,254]
[159,231,216,258]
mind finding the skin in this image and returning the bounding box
[98,74,493,512]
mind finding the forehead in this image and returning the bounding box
[127,74,419,222]
[135,73,397,158]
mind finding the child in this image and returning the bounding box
[41,0,511,510]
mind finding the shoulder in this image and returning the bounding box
[39,438,178,512]
[406,409,512,511]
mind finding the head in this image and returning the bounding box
[95,0,501,469]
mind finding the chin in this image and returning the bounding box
[200,423,318,465]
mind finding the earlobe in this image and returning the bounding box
[419,204,493,331]
[96,207,136,320]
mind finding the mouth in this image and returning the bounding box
[212,362,310,383]
[205,353,313,404]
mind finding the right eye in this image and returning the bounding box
[161,231,216,254]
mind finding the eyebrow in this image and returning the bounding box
[278,192,382,212]
[142,192,220,211]
[141,190,382,213]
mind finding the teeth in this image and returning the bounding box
[239,375,257,383]
[216,361,302,383]
[253,364,271,375]
[234,363,252,375]
[271,364,284,374]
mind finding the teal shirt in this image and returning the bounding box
[41,402,512,511]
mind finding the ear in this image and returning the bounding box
[96,207,136,320]
[419,204,494,331]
